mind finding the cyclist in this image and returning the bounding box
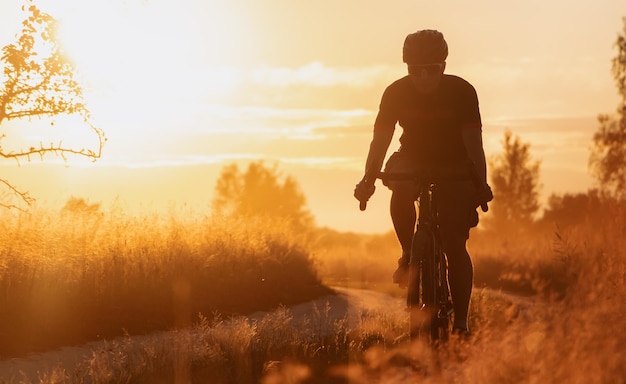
[354,29,492,335]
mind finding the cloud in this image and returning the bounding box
[194,105,374,135]
[93,152,361,170]
[311,125,372,136]
[202,105,371,120]
[459,54,616,119]
[250,62,394,88]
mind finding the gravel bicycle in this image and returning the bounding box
[359,169,488,344]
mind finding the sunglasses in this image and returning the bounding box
[408,63,444,76]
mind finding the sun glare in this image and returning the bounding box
[37,0,246,140]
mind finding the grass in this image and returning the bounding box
[0,205,330,358]
[0,297,408,383]
[309,228,403,297]
[2,201,626,383]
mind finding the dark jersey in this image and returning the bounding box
[374,74,481,169]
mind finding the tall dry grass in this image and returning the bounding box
[284,202,626,382]
[441,208,626,383]
[310,228,401,295]
[4,201,626,383]
[4,299,408,383]
[322,202,626,382]
[0,204,329,357]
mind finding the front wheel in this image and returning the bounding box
[437,300,454,342]
[408,229,437,341]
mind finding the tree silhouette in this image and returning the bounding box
[0,1,105,208]
[486,130,541,235]
[61,196,101,216]
[540,190,606,230]
[212,161,314,231]
[590,17,626,198]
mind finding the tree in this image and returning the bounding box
[590,17,626,198]
[212,161,314,231]
[539,189,608,230]
[61,196,101,216]
[0,1,105,209]
[486,130,541,234]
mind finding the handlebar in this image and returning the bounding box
[357,171,489,212]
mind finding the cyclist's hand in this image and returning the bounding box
[354,179,376,211]
[477,184,493,212]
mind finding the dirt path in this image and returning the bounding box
[0,287,404,382]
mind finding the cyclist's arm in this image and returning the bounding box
[363,83,397,183]
[462,124,487,185]
[363,128,394,183]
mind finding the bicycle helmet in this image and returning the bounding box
[402,30,448,64]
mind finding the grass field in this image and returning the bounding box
[0,205,330,359]
[1,201,625,383]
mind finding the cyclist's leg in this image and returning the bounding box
[438,181,477,331]
[383,151,417,284]
[440,228,473,331]
[390,188,416,259]
[390,188,416,286]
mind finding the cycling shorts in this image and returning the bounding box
[383,151,479,238]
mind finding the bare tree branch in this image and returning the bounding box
[0,178,35,210]
[0,1,106,209]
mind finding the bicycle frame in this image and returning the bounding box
[373,171,455,343]
[407,181,453,342]
[358,165,488,344]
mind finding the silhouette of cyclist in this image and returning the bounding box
[354,29,492,335]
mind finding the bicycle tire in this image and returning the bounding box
[434,240,452,342]
[421,231,439,341]
[407,245,421,340]
[408,228,438,341]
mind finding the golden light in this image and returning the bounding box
[37,0,246,141]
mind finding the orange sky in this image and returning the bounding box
[0,0,625,232]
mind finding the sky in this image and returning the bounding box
[0,0,625,232]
